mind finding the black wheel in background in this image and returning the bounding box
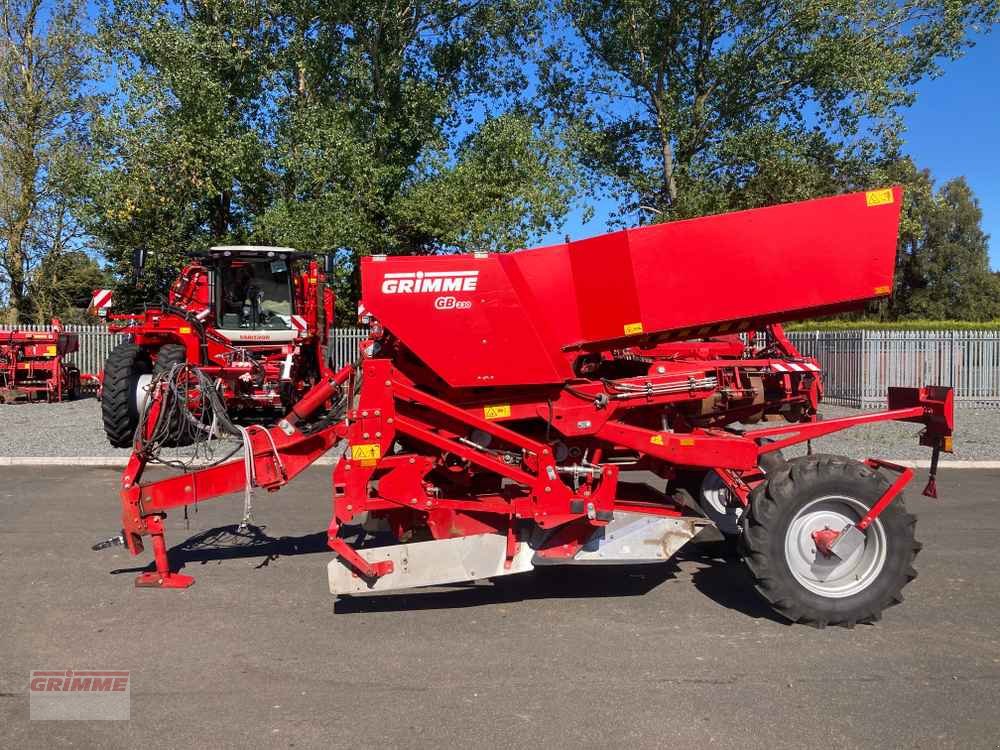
[101,342,151,447]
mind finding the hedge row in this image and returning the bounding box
[785,320,1000,331]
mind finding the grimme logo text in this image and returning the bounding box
[30,670,129,692]
[381,270,478,294]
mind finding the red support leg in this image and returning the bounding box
[135,532,195,589]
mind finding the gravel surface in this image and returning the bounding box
[0,396,995,460]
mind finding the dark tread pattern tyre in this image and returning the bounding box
[741,454,920,627]
[154,343,187,375]
[152,343,193,447]
[102,342,151,448]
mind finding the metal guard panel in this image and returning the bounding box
[361,254,572,387]
[360,188,902,387]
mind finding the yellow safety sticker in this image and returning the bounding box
[873,285,891,295]
[350,444,381,464]
[650,434,664,446]
[623,322,644,336]
[178,326,192,334]
[483,404,511,420]
[679,438,696,447]
[45,345,57,357]
[865,189,894,207]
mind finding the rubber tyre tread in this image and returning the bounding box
[152,343,193,447]
[102,342,151,448]
[154,343,187,375]
[740,454,920,628]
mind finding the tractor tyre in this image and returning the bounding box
[741,454,920,627]
[152,343,195,447]
[65,366,81,400]
[154,343,188,375]
[102,342,152,448]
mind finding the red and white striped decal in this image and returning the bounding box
[90,289,113,316]
[290,315,308,335]
[771,361,821,373]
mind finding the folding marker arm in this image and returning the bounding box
[114,364,354,587]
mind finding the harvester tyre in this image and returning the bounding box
[741,454,919,627]
[154,344,187,375]
[152,343,194,447]
[102,342,152,448]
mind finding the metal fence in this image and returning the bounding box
[788,330,1000,408]
[329,327,368,370]
[4,324,998,408]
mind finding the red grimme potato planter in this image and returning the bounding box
[104,187,954,627]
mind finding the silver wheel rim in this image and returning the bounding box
[784,495,887,598]
[700,471,743,536]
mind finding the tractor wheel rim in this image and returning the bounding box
[783,495,887,599]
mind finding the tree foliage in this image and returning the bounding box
[887,160,1000,320]
[0,0,95,323]
[85,0,577,316]
[3,0,996,325]
[27,248,108,322]
[540,0,999,223]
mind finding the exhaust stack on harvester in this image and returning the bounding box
[102,187,955,628]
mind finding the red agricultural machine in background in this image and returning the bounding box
[98,187,955,627]
[0,319,82,403]
[101,245,333,446]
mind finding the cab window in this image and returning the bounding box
[218,259,294,330]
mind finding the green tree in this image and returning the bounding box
[891,170,998,321]
[86,0,576,317]
[27,248,108,322]
[0,0,95,323]
[540,0,998,224]
[83,0,275,310]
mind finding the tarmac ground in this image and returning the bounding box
[1,466,999,749]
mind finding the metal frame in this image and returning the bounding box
[0,319,81,403]
[100,188,956,596]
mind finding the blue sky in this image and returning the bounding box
[546,31,1000,270]
[903,31,999,270]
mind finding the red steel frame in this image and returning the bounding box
[107,254,334,412]
[106,188,955,590]
[114,331,954,589]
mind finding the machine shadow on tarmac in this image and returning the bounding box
[107,517,783,622]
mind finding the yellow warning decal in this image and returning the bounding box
[483,404,511,420]
[650,434,664,446]
[865,189,894,207]
[350,444,381,463]
[623,322,644,336]
[874,284,891,295]
[45,345,57,357]
[679,438,696,447]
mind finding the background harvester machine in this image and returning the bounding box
[106,186,954,627]
[101,245,334,447]
[0,319,82,403]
